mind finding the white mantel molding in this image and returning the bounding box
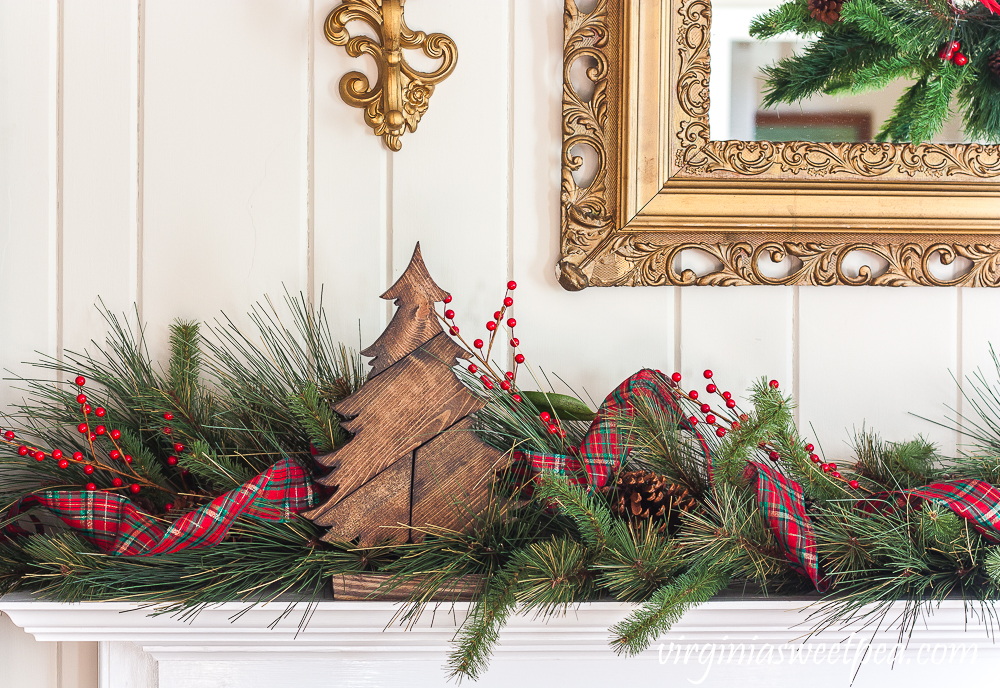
[3,593,1000,688]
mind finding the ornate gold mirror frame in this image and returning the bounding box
[558,0,1000,289]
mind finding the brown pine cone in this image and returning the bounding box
[809,0,843,24]
[602,470,698,532]
[989,50,1000,79]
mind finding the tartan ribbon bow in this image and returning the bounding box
[511,369,709,491]
[860,478,1000,543]
[4,457,317,556]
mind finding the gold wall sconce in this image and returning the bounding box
[325,0,458,151]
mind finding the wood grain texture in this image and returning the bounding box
[310,452,412,546]
[411,417,503,541]
[362,243,452,377]
[317,332,482,503]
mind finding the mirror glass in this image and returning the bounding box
[708,0,974,143]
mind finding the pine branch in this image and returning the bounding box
[532,472,613,550]
[749,0,825,39]
[286,383,344,452]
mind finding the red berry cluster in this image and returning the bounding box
[672,369,754,439]
[440,280,526,403]
[0,375,178,500]
[939,41,968,66]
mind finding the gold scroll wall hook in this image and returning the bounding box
[325,0,458,151]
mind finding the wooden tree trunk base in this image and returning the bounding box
[332,573,485,601]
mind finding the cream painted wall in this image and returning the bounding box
[2,1,1000,685]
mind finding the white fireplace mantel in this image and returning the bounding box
[2,593,999,688]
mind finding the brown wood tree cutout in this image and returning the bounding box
[303,244,502,546]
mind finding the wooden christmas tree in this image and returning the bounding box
[303,243,501,546]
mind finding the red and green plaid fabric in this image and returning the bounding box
[511,369,708,490]
[861,479,1000,543]
[744,461,827,591]
[6,458,316,556]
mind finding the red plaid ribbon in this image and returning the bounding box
[5,458,316,556]
[861,479,1000,543]
[744,461,827,590]
[511,369,708,490]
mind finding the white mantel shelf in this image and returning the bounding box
[2,593,999,688]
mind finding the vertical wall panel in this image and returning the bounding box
[0,0,59,405]
[680,287,793,408]
[142,0,311,360]
[511,0,675,400]
[61,0,139,350]
[312,0,389,347]
[799,288,958,461]
[959,288,1000,451]
[0,614,57,688]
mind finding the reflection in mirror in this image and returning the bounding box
[709,0,980,143]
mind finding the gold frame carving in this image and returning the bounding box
[558,0,1000,289]
[326,0,457,151]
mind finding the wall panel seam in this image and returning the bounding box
[306,0,316,305]
[54,0,65,371]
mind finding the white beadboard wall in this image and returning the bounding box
[2,0,1000,685]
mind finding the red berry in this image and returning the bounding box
[83,465,94,475]
[52,449,63,460]
[486,321,497,331]
[494,311,502,320]
[95,407,106,417]
[474,338,484,349]
[445,309,455,319]
[703,369,713,379]
[174,443,184,453]
[507,280,517,290]
[35,452,45,462]
[17,445,28,456]
[112,478,123,487]
[805,443,815,452]
[510,338,520,347]
[77,423,88,434]
[450,325,459,335]
[821,463,830,472]
[705,414,716,424]
[505,371,514,380]
[689,416,698,425]
[85,483,96,491]
[74,375,86,386]
[167,456,178,466]
[671,372,682,382]
[482,379,494,390]
[164,412,174,421]
[73,451,83,461]
[444,294,452,304]
[716,427,727,438]
[95,425,106,436]
[731,421,741,431]
[726,399,736,409]
[849,480,860,489]
[769,380,779,389]
[163,426,173,435]
[124,454,133,464]
[706,384,717,393]
[512,394,522,403]
[769,451,780,461]
[951,40,961,51]
[3,430,13,441]
[165,503,174,511]
[76,393,87,404]
[515,354,525,364]
[89,433,96,442]
[689,390,699,400]
[504,297,513,307]
[110,429,121,440]
[832,471,842,479]
[722,391,732,400]
[540,412,551,423]
[468,364,478,373]
[939,47,950,60]
[83,405,92,415]
[548,424,559,434]
[57,459,69,469]
[129,484,140,495]
[829,463,837,471]
[506,318,516,328]
[110,450,120,460]
[954,52,968,66]
[739,414,749,421]
[500,381,511,390]
[700,403,711,413]
[810,454,820,463]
